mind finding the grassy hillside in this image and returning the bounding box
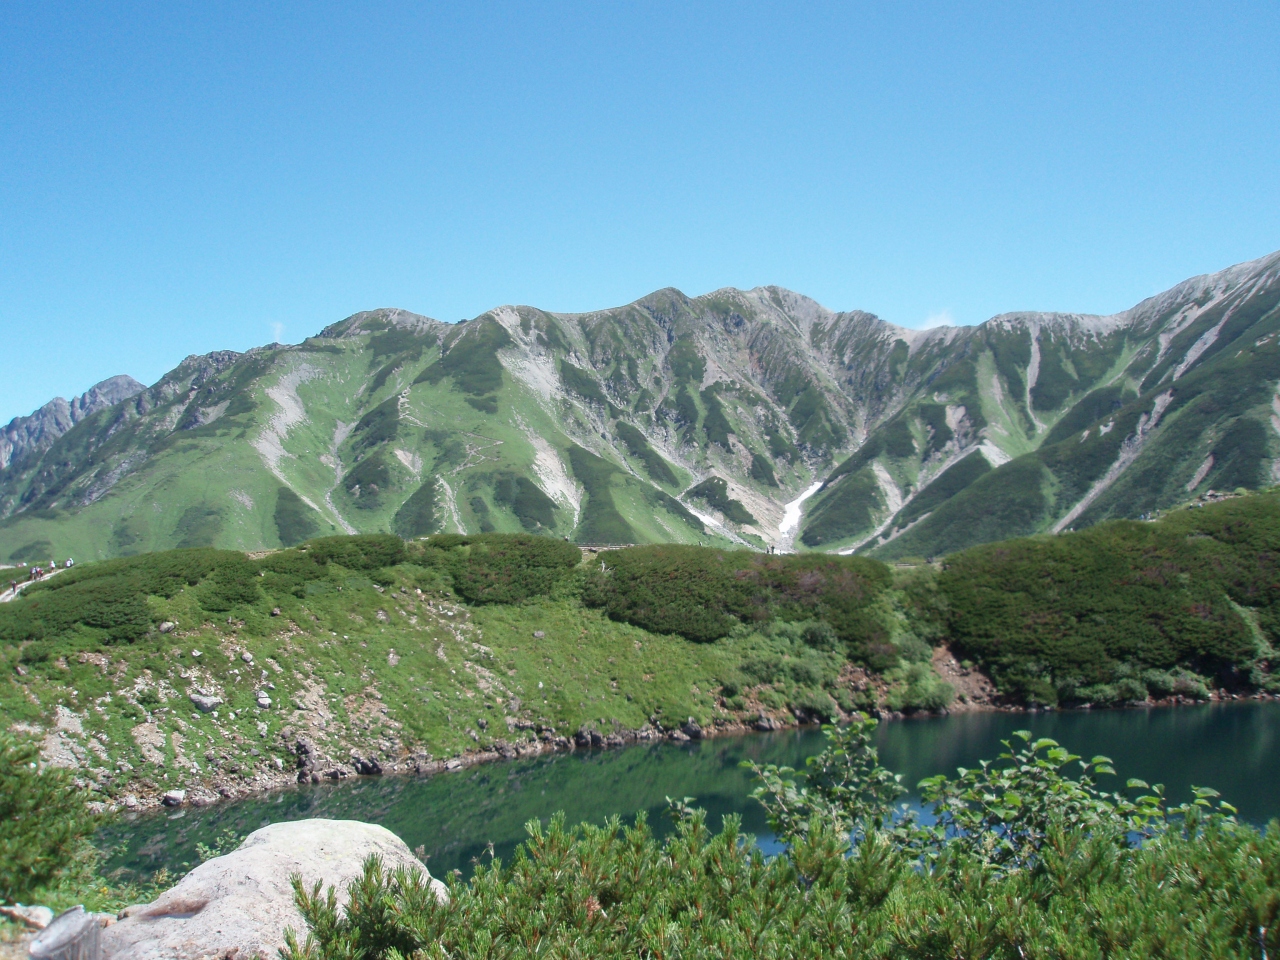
[5,490,1280,808]
[0,533,950,807]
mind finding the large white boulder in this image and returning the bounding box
[102,818,446,960]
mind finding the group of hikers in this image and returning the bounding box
[4,557,73,599]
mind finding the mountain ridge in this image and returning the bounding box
[0,375,145,472]
[2,249,1279,563]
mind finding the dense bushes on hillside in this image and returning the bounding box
[304,534,407,570]
[801,466,883,546]
[937,497,1280,703]
[415,533,581,605]
[342,452,393,509]
[559,361,607,406]
[749,452,778,487]
[285,721,1275,960]
[0,535,409,652]
[2,548,233,649]
[492,475,558,533]
[7,492,1280,718]
[0,534,595,675]
[583,545,891,652]
[414,317,512,397]
[700,387,734,448]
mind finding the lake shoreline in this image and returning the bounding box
[96,687,1280,818]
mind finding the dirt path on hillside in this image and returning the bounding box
[0,566,63,603]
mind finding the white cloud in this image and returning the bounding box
[922,309,954,328]
[270,321,285,343]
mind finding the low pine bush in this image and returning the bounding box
[583,545,892,650]
[283,719,1278,959]
[417,533,581,604]
[937,508,1271,699]
[0,734,97,902]
[302,534,407,571]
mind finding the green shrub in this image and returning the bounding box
[583,545,746,642]
[801,466,883,546]
[303,534,407,571]
[559,361,607,406]
[343,453,392,509]
[198,556,262,611]
[765,419,800,462]
[1116,676,1150,702]
[788,384,845,452]
[889,451,990,530]
[939,515,1259,692]
[465,395,498,413]
[666,385,696,429]
[350,398,400,455]
[790,689,838,720]
[0,549,236,646]
[583,545,891,645]
[1002,674,1059,707]
[286,723,1269,960]
[0,734,96,902]
[8,540,53,564]
[414,317,512,397]
[1077,683,1120,704]
[885,662,955,712]
[700,388,734,448]
[173,504,224,548]
[493,475,557,533]
[1172,669,1212,699]
[566,445,637,543]
[421,533,580,604]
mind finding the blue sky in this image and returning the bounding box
[2,2,1278,423]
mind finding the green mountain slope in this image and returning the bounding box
[805,250,1280,557]
[2,251,1279,562]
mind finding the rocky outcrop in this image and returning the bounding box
[101,818,446,960]
[0,375,144,470]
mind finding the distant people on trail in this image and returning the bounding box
[66,558,74,568]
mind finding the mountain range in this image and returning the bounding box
[2,249,1279,564]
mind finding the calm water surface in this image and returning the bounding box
[101,702,1280,881]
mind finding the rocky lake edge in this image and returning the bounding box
[106,679,1280,817]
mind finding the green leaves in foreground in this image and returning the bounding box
[0,734,98,902]
[284,717,1279,959]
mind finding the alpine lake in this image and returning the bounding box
[101,701,1280,883]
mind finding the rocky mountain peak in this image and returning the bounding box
[319,308,443,339]
[0,375,144,471]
